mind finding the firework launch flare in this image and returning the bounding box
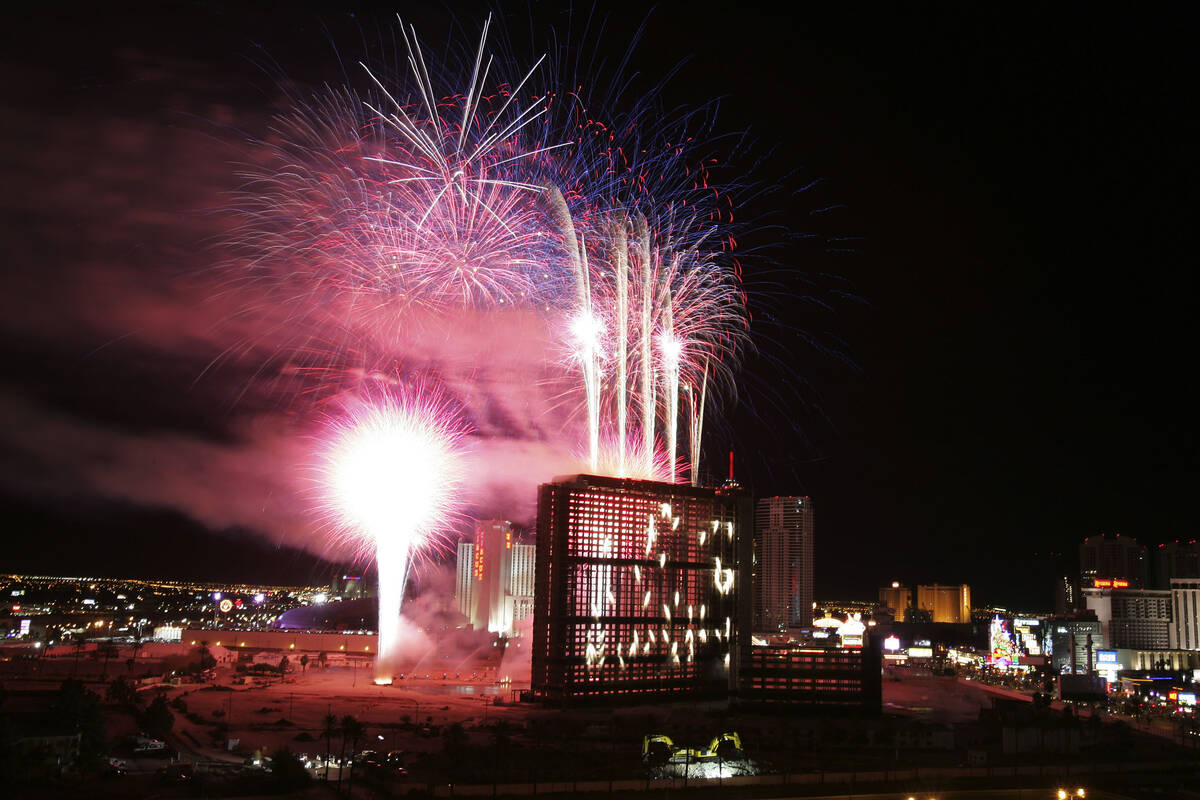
[320,389,468,683]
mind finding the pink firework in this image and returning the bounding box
[319,386,469,683]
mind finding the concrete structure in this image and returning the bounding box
[754,496,814,632]
[1080,533,1147,589]
[916,583,971,624]
[1082,586,1171,650]
[531,474,752,704]
[1170,578,1200,650]
[879,582,912,622]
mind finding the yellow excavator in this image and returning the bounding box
[642,732,743,764]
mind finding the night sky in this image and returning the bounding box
[2,2,1194,609]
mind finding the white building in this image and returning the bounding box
[508,542,537,632]
[754,496,814,632]
[1170,578,1200,650]
[1083,586,1171,650]
[453,523,535,637]
[455,541,475,621]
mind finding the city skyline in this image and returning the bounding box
[0,3,1192,611]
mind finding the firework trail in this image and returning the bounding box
[236,13,754,497]
[319,386,468,683]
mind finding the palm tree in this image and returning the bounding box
[71,639,86,678]
[342,716,367,796]
[98,642,119,678]
[129,632,143,673]
[320,713,338,782]
[336,714,356,792]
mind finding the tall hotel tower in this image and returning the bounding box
[531,475,753,704]
[754,496,815,632]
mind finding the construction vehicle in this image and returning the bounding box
[642,732,743,765]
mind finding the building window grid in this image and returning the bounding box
[535,481,738,700]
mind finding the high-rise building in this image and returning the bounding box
[916,584,971,624]
[1082,585,1171,650]
[531,474,751,704]
[754,496,814,632]
[1155,541,1200,590]
[1169,578,1200,651]
[473,520,513,634]
[1054,574,1076,615]
[453,522,535,636]
[879,582,912,622]
[509,541,537,630]
[455,541,475,620]
[1045,613,1104,674]
[1080,533,1147,589]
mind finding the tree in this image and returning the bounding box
[342,716,367,796]
[320,713,339,782]
[71,639,86,678]
[98,642,119,677]
[195,641,215,674]
[53,680,106,773]
[443,721,467,757]
[144,693,175,738]
[128,634,144,673]
[337,715,354,792]
[300,654,309,674]
[106,676,134,705]
[271,746,312,790]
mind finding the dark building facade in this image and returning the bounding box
[1080,533,1147,589]
[531,475,752,704]
[738,638,882,712]
[1155,541,1200,590]
[754,496,815,631]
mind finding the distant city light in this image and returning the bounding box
[313,593,327,604]
[253,592,266,604]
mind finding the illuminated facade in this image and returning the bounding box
[879,582,912,621]
[1083,585,1171,650]
[1046,614,1104,674]
[754,496,814,632]
[454,522,535,636]
[531,475,751,704]
[455,541,475,621]
[509,541,536,630]
[916,583,971,624]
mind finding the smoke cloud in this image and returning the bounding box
[0,52,595,562]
